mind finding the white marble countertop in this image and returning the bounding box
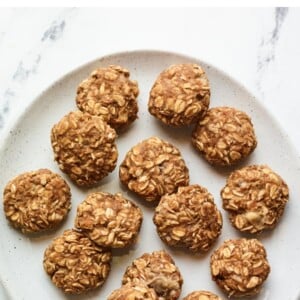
[0,7,299,156]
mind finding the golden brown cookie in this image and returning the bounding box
[210,238,270,297]
[108,284,158,300]
[75,192,143,248]
[119,136,189,202]
[76,65,139,129]
[43,229,111,294]
[51,110,118,187]
[221,165,289,233]
[148,64,210,127]
[183,290,222,300]
[122,250,183,300]
[153,185,222,252]
[192,107,257,166]
[3,169,71,233]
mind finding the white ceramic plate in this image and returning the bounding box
[1,50,300,300]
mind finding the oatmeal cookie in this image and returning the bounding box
[108,284,158,300]
[221,165,289,233]
[192,107,257,166]
[3,169,71,233]
[51,110,118,187]
[148,64,210,127]
[43,229,111,294]
[122,250,183,300]
[153,185,222,252]
[76,65,139,129]
[75,192,143,248]
[210,238,270,297]
[183,290,222,300]
[119,136,189,202]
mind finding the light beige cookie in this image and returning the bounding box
[148,63,210,127]
[192,107,257,166]
[3,169,71,233]
[43,229,111,294]
[153,185,222,252]
[108,284,158,300]
[210,238,270,297]
[51,110,118,187]
[183,290,223,300]
[76,65,139,129]
[119,136,189,202]
[221,165,289,233]
[75,192,143,248]
[122,250,183,300]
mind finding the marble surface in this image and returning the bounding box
[0,7,300,155]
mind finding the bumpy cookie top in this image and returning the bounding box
[43,229,112,294]
[119,136,189,202]
[221,165,289,233]
[3,169,71,233]
[210,238,270,297]
[76,65,139,129]
[75,192,143,248]
[192,107,257,166]
[149,63,210,127]
[51,110,118,187]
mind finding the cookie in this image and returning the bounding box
[108,284,158,300]
[43,229,111,294]
[119,136,189,202]
[148,63,210,126]
[221,165,289,233]
[183,290,222,300]
[75,192,143,248]
[76,65,139,129]
[192,107,257,166]
[210,238,270,297]
[122,250,183,300]
[153,185,222,252]
[3,169,71,233]
[51,110,118,187]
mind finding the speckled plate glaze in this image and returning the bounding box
[0,50,300,300]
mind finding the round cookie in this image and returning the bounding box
[192,107,257,166]
[51,110,118,187]
[153,185,222,252]
[108,284,158,300]
[119,136,189,202]
[3,169,71,233]
[76,65,139,129]
[122,250,183,300]
[75,192,143,248]
[43,229,111,294]
[148,63,210,127]
[221,165,289,234]
[183,290,222,300]
[210,238,270,297]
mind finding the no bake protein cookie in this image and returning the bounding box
[192,107,257,166]
[153,185,222,252]
[210,238,270,297]
[76,65,139,129]
[119,136,189,202]
[75,192,143,248]
[43,229,111,294]
[148,63,210,127]
[221,165,289,233]
[183,290,222,300]
[3,169,71,233]
[51,110,118,187]
[108,284,158,300]
[122,250,183,300]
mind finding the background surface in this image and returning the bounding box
[0,7,299,152]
